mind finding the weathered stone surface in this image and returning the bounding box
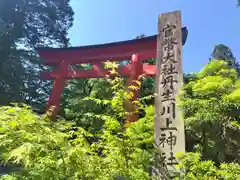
[154,10,185,175]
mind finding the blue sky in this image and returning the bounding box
[69,0,240,73]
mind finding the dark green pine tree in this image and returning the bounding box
[0,0,74,111]
[211,44,240,76]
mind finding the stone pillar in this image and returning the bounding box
[153,11,185,178]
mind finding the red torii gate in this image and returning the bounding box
[37,28,188,123]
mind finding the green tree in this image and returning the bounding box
[179,60,240,164]
[175,152,240,180]
[0,0,74,109]
[0,106,153,180]
[62,76,114,131]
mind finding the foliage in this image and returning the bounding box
[62,77,114,131]
[0,62,154,179]
[1,104,240,179]
[175,152,240,180]
[179,60,240,164]
[0,107,153,179]
[0,0,74,110]
[0,104,72,179]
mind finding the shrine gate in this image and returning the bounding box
[37,17,188,124]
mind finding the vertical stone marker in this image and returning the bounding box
[153,10,185,177]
